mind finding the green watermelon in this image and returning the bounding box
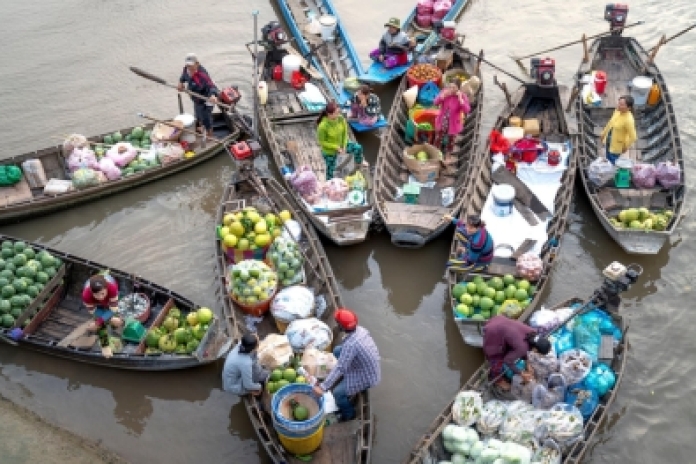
[0,270,13,280]
[10,307,22,318]
[39,254,55,269]
[112,131,123,142]
[26,259,42,272]
[1,241,13,250]
[125,133,132,142]
[1,248,14,259]
[23,248,35,260]
[10,295,24,308]
[13,241,26,253]
[20,294,31,306]
[1,314,14,328]
[26,286,38,298]
[34,282,45,292]
[12,279,27,293]
[4,262,15,273]
[1,285,15,298]
[36,272,49,284]
[14,266,25,278]
[53,258,63,268]
[103,134,114,145]
[21,277,33,287]
[0,278,9,288]
[131,126,144,139]
[44,267,57,278]
[122,167,135,177]
[22,267,36,280]
[130,139,141,148]
[0,259,6,271]
[0,300,10,314]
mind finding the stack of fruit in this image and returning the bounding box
[268,236,304,287]
[451,275,535,321]
[609,207,673,231]
[266,366,308,396]
[143,306,214,354]
[0,241,63,329]
[229,260,278,307]
[218,207,293,261]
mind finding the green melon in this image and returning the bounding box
[1,314,14,328]
[1,285,15,298]
[13,241,26,253]
[1,248,14,259]
[0,300,10,314]
[23,248,36,260]
[36,272,49,284]
[0,270,13,281]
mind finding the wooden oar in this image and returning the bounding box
[451,41,527,86]
[641,23,696,72]
[510,20,646,64]
[649,23,696,52]
[136,113,223,144]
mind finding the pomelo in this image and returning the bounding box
[479,297,494,312]
[489,277,504,291]
[502,274,516,286]
[504,285,517,299]
[638,207,650,221]
[223,213,236,226]
[455,304,471,318]
[197,307,213,324]
[514,289,528,302]
[471,294,481,308]
[459,293,474,306]
[452,283,468,301]
[271,369,283,382]
[466,282,477,295]
[279,210,291,223]
[476,282,488,296]
[484,287,496,300]
[494,291,506,304]
[472,276,485,285]
[223,234,238,248]
[283,368,297,383]
[276,379,290,390]
[517,279,531,291]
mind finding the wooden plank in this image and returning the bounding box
[418,186,442,206]
[57,320,94,347]
[314,205,371,217]
[0,178,33,207]
[383,202,447,214]
[511,239,537,259]
[307,420,360,464]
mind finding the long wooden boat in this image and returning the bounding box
[404,295,628,464]
[0,112,240,225]
[373,42,483,248]
[253,42,374,246]
[274,0,387,132]
[449,77,578,346]
[0,235,231,370]
[574,32,686,254]
[359,0,472,85]
[214,165,373,464]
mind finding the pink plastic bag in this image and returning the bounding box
[290,166,318,197]
[417,0,434,14]
[105,143,138,168]
[67,147,99,172]
[416,13,433,28]
[516,252,543,281]
[631,163,657,189]
[323,178,349,202]
[98,157,122,181]
[655,161,681,189]
[303,181,325,205]
[432,0,452,20]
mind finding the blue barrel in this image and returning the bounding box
[271,383,325,432]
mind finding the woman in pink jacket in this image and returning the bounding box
[433,80,471,155]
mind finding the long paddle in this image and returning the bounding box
[648,23,696,51]
[450,40,527,86]
[510,20,646,64]
[129,66,253,137]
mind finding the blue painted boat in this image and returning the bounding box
[274,0,388,132]
[359,0,472,85]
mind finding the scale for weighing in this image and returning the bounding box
[614,158,633,188]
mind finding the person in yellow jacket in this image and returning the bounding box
[600,95,637,165]
[316,101,348,179]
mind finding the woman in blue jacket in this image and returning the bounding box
[444,214,494,270]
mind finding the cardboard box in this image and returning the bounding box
[403,144,443,183]
[523,118,540,136]
[435,49,454,72]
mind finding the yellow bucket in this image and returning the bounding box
[277,422,325,455]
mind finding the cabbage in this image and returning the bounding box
[480,448,500,462]
[485,439,503,450]
[451,426,468,444]
[452,454,467,464]
[443,439,457,454]
[464,427,480,444]
[454,440,471,456]
[443,424,457,441]
[469,440,484,458]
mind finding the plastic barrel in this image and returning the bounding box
[274,418,325,455]
[631,76,653,106]
[271,383,325,431]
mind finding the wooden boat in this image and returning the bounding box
[0,112,241,225]
[574,32,686,254]
[404,295,628,464]
[214,165,373,464]
[449,76,578,346]
[274,0,387,132]
[372,42,483,248]
[0,235,231,370]
[359,0,472,85]
[252,41,374,246]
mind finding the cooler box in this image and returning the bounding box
[523,119,540,136]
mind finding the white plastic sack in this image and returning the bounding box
[451,390,483,426]
[527,350,559,384]
[301,346,338,380]
[285,317,333,352]
[529,308,560,332]
[500,409,550,448]
[543,404,584,452]
[139,146,159,164]
[559,349,592,385]
[476,400,508,436]
[281,219,303,242]
[511,375,538,403]
[271,285,315,323]
[532,374,567,410]
[587,157,616,187]
[257,333,294,369]
[531,439,562,464]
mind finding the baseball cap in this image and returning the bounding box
[385,17,401,29]
[335,308,358,331]
[185,53,198,66]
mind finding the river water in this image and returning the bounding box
[0,0,694,462]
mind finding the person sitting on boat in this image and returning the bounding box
[313,308,381,421]
[600,95,637,165]
[177,53,219,138]
[444,214,494,270]
[349,84,381,126]
[82,273,123,358]
[369,18,416,69]
[433,80,471,155]
[222,333,269,397]
[482,315,551,391]
[317,101,349,180]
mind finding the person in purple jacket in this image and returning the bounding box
[483,315,551,391]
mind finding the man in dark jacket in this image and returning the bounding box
[483,315,551,390]
[177,53,219,137]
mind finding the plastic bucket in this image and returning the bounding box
[271,383,325,431]
[502,126,524,146]
[282,55,302,83]
[276,420,325,455]
[319,15,338,41]
[631,76,653,106]
[412,109,439,144]
[174,114,197,145]
[491,184,515,217]
[594,71,607,94]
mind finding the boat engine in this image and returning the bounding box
[262,21,289,48]
[219,86,242,106]
[591,262,642,312]
[605,3,629,35]
[530,57,556,87]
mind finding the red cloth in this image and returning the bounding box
[489,130,510,155]
[483,316,536,375]
[82,274,118,308]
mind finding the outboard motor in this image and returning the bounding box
[219,86,242,106]
[261,21,288,48]
[591,262,642,312]
[529,57,556,87]
[605,3,629,35]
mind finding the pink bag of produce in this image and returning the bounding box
[323,178,349,202]
[432,0,452,20]
[98,157,122,181]
[417,0,434,14]
[416,13,433,28]
[105,143,138,167]
[631,163,657,189]
[290,166,318,197]
[516,252,543,281]
[655,161,681,188]
[67,147,99,172]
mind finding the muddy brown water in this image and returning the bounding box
[0,0,694,462]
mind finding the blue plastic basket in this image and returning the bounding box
[271,383,325,433]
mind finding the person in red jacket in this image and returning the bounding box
[482,315,551,390]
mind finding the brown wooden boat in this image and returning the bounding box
[214,165,373,463]
[404,296,628,464]
[372,40,484,248]
[449,78,578,346]
[0,112,240,225]
[574,32,686,254]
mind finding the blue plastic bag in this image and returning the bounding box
[565,382,599,420]
[573,313,602,363]
[417,81,440,107]
[552,326,575,355]
[503,359,527,380]
[584,364,616,396]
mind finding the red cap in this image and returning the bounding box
[335,308,358,331]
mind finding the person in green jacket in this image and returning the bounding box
[317,101,348,179]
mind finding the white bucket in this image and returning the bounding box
[257,81,268,105]
[491,184,515,217]
[174,114,197,144]
[502,126,524,146]
[319,15,338,41]
[282,55,302,83]
[631,76,653,106]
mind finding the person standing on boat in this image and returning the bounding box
[443,214,494,270]
[348,84,381,127]
[433,80,471,155]
[313,308,381,421]
[369,18,415,69]
[177,53,219,137]
[600,95,637,165]
[222,333,269,397]
[317,101,348,180]
[82,273,123,358]
[482,315,551,391]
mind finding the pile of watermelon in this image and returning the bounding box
[0,240,63,329]
[451,274,536,321]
